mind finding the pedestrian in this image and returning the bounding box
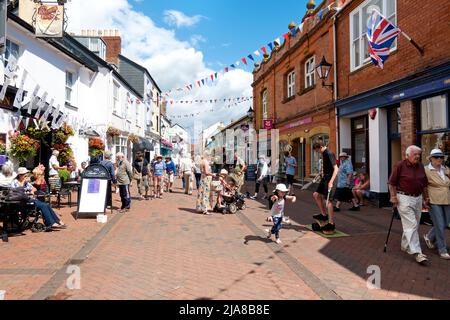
[333,152,354,212]
[193,155,202,190]
[100,151,116,207]
[133,152,150,200]
[152,155,166,199]
[284,151,297,194]
[423,149,450,260]
[165,156,177,193]
[196,151,216,215]
[115,152,133,213]
[251,155,269,200]
[312,141,339,235]
[388,145,429,265]
[48,150,66,177]
[265,184,296,244]
[231,151,246,193]
[350,173,371,210]
[179,152,194,195]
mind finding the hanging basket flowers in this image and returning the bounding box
[8,131,41,165]
[128,133,139,144]
[0,141,6,155]
[107,126,121,137]
[89,137,105,157]
[53,123,75,144]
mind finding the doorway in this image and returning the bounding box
[351,116,369,174]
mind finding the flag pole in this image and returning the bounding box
[401,31,424,56]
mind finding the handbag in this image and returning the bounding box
[6,187,30,203]
[133,161,144,181]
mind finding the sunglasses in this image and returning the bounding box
[432,156,445,159]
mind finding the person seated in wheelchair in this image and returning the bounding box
[11,167,67,230]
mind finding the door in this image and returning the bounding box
[351,116,369,174]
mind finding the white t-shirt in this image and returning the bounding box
[49,155,59,176]
[271,198,285,218]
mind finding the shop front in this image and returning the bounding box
[337,62,450,207]
[160,139,173,157]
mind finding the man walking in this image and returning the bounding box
[179,152,194,195]
[116,152,133,213]
[100,151,117,208]
[251,155,269,200]
[133,152,151,200]
[389,145,429,265]
[312,141,339,235]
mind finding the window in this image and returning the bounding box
[419,94,450,166]
[113,136,128,159]
[113,82,120,115]
[287,70,296,98]
[4,39,19,67]
[389,107,401,136]
[350,0,397,70]
[311,134,330,175]
[305,57,315,89]
[262,90,268,121]
[65,71,74,104]
[135,97,140,126]
[420,95,447,131]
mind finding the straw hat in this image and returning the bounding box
[17,167,30,175]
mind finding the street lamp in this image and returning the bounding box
[315,55,334,92]
[247,106,255,120]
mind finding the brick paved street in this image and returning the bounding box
[1,180,449,300]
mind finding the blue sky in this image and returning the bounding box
[132,0,309,70]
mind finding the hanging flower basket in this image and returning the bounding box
[53,143,74,165]
[128,133,139,144]
[8,131,41,166]
[0,141,6,155]
[107,126,121,137]
[89,137,105,157]
[53,123,75,144]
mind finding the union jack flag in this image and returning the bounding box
[367,9,401,69]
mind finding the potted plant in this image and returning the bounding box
[0,141,5,155]
[8,131,41,166]
[53,123,75,144]
[106,126,121,138]
[128,133,139,144]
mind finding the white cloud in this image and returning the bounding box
[190,34,207,47]
[163,10,205,28]
[65,0,253,131]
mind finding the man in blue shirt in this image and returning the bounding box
[165,156,177,193]
[333,152,354,212]
[284,151,297,195]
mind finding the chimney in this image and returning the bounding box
[101,29,121,66]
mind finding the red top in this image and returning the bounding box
[389,160,428,195]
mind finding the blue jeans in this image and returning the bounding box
[119,185,131,209]
[182,177,185,189]
[34,200,60,227]
[427,204,450,254]
[271,216,283,239]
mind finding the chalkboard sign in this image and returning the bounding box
[246,164,257,182]
[77,164,112,219]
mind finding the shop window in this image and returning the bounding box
[389,107,401,135]
[350,0,397,71]
[420,95,447,131]
[421,132,450,166]
[311,134,330,175]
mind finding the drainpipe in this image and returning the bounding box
[333,15,340,154]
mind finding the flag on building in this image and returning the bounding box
[367,9,401,69]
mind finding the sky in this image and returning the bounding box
[65,0,310,134]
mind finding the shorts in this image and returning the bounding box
[334,187,353,202]
[168,173,174,183]
[316,176,332,197]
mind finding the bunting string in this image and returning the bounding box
[167,96,252,106]
[162,1,345,97]
[167,98,251,119]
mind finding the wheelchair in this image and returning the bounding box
[0,187,46,242]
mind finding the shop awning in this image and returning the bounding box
[133,138,154,152]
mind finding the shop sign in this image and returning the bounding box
[284,117,313,130]
[263,119,273,130]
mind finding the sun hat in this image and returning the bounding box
[17,167,30,175]
[273,184,289,193]
[156,155,163,159]
[429,149,445,158]
[339,152,349,158]
[220,169,228,175]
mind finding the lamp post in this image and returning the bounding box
[315,55,334,94]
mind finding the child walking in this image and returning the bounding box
[266,184,296,244]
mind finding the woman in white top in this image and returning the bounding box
[48,150,66,177]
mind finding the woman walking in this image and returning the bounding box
[423,149,450,260]
[196,151,216,215]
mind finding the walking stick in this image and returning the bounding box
[326,189,332,208]
[384,207,398,253]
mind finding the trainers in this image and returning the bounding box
[423,234,435,250]
[321,223,336,235]
[440,253,450,260]
[349,206,360,211]
[265,229,272,239]
[415,253,428,265]
[276,238,282,244]
[333,207,341,212]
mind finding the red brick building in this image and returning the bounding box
[252,0,337,182]
[335,0,450,205]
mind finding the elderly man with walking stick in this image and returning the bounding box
[388,145,430,265]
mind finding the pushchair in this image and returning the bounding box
[214,176,246,214]
[0,187,46,242]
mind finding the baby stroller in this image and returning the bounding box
[215,176,246,214]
